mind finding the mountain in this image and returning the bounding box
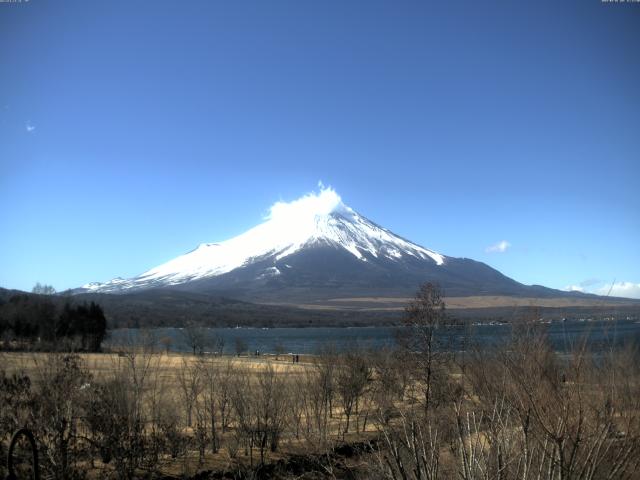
[76,188,600,304]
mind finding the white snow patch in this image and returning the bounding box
[257,266,281,280]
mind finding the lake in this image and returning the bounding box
[105,319,640,355]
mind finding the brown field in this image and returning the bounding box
[2,328,639,480]
[0,351,312,378]
[268,294,640,311]
[0,350,378,478]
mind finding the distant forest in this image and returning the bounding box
[0,289,107,351]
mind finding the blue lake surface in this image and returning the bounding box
[106,319,640,355]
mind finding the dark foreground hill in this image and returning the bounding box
[3,287,638,329]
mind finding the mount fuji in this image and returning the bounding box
[77,187,583,305]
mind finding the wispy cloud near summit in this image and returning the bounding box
[266,184,346,223]
[485,240,511,253]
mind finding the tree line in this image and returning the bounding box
[0,290,107,351]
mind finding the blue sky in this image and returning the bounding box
[1,1,639,297]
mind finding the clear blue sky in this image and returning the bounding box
[1,1,639,297]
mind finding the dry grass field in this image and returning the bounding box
[0,349,381,478]
[266,295,640,313]
[2,320,640,480]
[0,351,313,379]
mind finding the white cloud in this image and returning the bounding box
[594,282,640,299]
[26,121,35,132]
[485,240,511,253]
[267,184,350,224]
[564,285,585,293]
[564,280,640,299]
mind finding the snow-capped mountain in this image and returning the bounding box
[82,188,445,294]
[78,187,558,301]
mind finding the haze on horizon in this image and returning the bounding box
[0,1,639,298]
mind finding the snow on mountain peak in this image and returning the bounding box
[81,186,445,292]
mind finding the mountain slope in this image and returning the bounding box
[76,187,594,303]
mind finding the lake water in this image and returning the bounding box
[105,319,640,355]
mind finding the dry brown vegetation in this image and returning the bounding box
[1,286,639,479]
[1,339,639,479]
[274,295,640,311]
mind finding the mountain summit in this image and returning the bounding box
[79,187,575,302]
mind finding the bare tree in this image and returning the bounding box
[401,282,447,415]
[0,367,33,472]
[287,373,306,441]
[180,324,206,355]
[85,342,160,479]
[295,366,332,449]
[231,364,288,466]
[197,357,220,453]
[32,354,91,480]
[455,321,640,480]
[32,282,56,295]
[159,336,173,355]
[85,376,145,479]
[371,284,451,480]
[211,334,225,356]
[234,337,248,357]
[336,350,371,437]
[193,396,208,465]
[176,357,202,428]
[212,357,234,434]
